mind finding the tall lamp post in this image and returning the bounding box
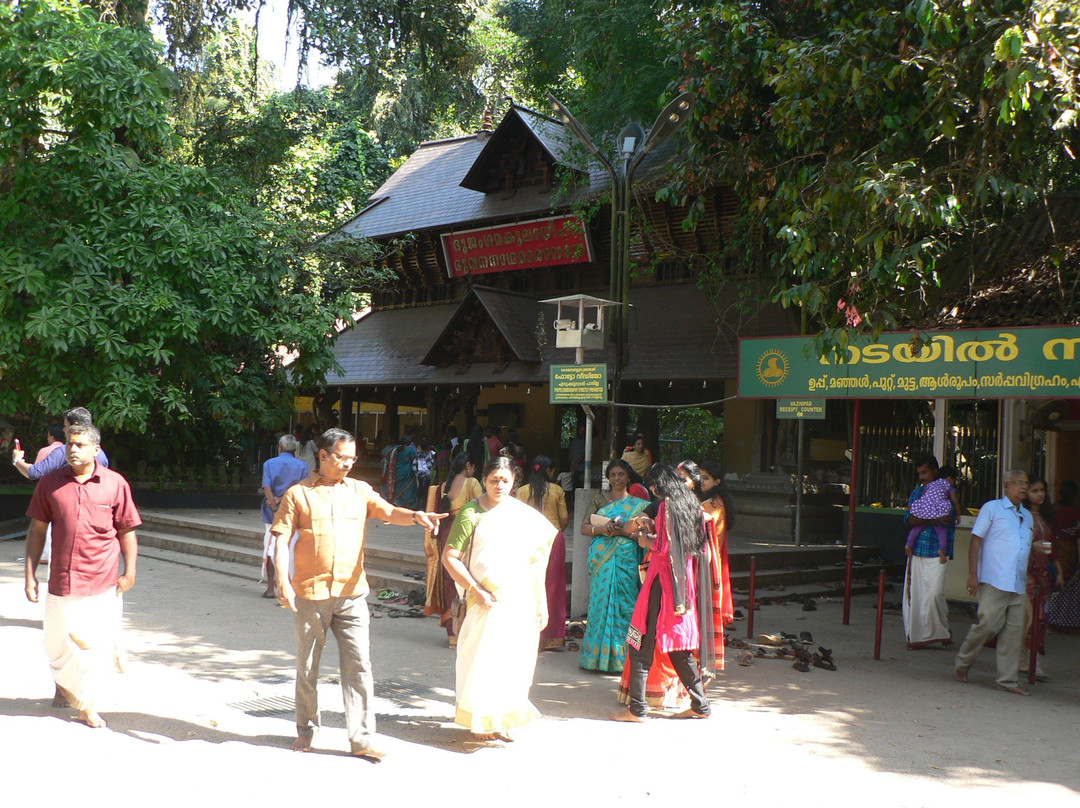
[548,92,695,455]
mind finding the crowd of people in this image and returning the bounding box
[19,411,1080,755]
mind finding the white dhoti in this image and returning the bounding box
[902,556,952,648]
[44,588,122,712]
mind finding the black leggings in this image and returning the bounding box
[626,578,710,717]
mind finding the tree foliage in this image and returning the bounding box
[659,0,1080,353]
[495,0,679,135]
[0,0,367,446]
[658,407,724,465]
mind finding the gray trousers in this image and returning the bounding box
[293,595,376,753]
[954,583,1026,689]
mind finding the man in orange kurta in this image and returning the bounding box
[272,427,445,760]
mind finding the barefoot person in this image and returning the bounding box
[23,424,140,728]
[954,469,1036,696]
[442,457,557,742]
[272,427,446,759]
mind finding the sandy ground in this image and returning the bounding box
[2,532,1080,807]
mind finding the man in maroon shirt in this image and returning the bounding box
[24,424,140,728]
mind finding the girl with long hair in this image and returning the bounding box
[613,463,714,721]
[617,459,729,711]
[517,455,570,650]
[695,459,736,651]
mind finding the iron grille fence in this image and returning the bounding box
[858,424,935,509]
[945,401,1000,512]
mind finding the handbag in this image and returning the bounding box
[450,507,477,637]
[451,594,468,637]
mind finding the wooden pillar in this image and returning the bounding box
[639,407,660,461]
[315,389,338,429]
[425,386,437,437]
[463,386,481,433]
[340,387,355,432]
[385,392,400,444]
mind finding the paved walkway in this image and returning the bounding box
[2,533,1079,805]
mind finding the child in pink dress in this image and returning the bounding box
[906,466,960,555]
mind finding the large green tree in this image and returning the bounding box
[496,0,680,133]
[659,0,1080,352]
[0,0,369,454]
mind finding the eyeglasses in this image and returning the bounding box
[330,451,357,464]
[1005,480,1029,488]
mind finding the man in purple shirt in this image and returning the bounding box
[11,406,110,479]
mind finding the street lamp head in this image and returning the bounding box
[632,91,697,171]
[618,123,645,160]
[547,92,613,172]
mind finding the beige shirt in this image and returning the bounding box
[271,476,395,600]
[516,483,568,532]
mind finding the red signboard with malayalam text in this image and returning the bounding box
[441,215,593,278]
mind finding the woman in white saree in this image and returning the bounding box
[442,456,557,741]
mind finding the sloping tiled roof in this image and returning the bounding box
[329,305,457,387]
[930,194,1080,328]
[337,111,608,240]
[460,106,587,192]
[421,286,542,365]
[333,104,687,242]
[326,283,797,387]
[516,106,584,168]
[474,287,543,362]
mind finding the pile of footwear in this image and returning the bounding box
[372,588,426,618]
[565,619,585,650]
[724,631,838,672]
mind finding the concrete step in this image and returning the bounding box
[367,571,428,599]
[365,544,427,575]
[130,511,900,606]
[730,579,896,607]
[138,529,262,567]
[725,542,884,572]
[140,512,263,549]
[729,561,904,589]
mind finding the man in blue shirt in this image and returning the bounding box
[11,407,110,479]
[261,434,309,598]
[954,469,1035,695]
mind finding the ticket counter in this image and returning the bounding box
[843,506,978,603]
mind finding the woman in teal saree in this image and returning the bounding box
[394,437,419,509]
[579,459,651,672]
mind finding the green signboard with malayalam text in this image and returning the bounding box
[740,326,1080,399]
[550,363,608,404]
